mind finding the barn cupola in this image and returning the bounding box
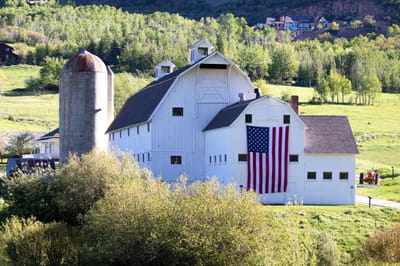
[190,39,214,64]
[155,59,175,80]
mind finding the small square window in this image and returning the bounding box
[171,155,182,165]
[323,172,332,180]
[245,114,252,123]
[161,66,170,73]
[283,115,290,124]
[339,172,349,180]
[172,107,184,116]
[289,154,299,162]
[307,172,316,180]
[198,47,208,56]
[238,154,248,162]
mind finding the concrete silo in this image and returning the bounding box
[59,50,114,164]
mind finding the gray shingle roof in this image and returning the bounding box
[106,64,192,133]
[300,115,359,154]
[37,128,59,141]
[203,99,255,131]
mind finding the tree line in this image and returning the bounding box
[0,4,400,105]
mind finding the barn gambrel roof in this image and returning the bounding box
[106,51,246,133]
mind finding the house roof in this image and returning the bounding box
[37,128,59,141]
[203,99,254,131]
[106,63,193,133]
[300,115,359,154]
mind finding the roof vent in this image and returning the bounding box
[155,59,175,80]
[189,39,214,64]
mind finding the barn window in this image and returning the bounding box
[214,155,216,164]
[198,47,208,56]
[112,133,114,140]
[148,153,151,161]
[190,50,195,61]
[209,156,212,164]
[119,131,122,138]
[127,128,130,136]
[289,154,299,162]
[171,155,182,165]
[161,66,170,73]
[323,172,332,180]
[109,134,111,141]
[147,123,150,132]
[307,172,316,180]
[238,154,248,162]
[142,153,145,162]
[137,126,139,134]
[172,107,184,116]
[219,155,222,163]
[224,154,227,163]
[245,114,252,123]
[339,172,349,180]
[283,115,290,124]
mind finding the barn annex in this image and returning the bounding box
[107,39,358,205]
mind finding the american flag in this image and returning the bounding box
[246,125,289,194]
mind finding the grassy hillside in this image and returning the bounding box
[0,65,58,133]
[268,85,400,177]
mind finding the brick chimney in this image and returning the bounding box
[290,95,298,114]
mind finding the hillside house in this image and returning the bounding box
[0,43,20,66]
[107,39,358,205]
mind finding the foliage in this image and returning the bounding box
[269,45,297,84]
[0,216,76,265]
[315,232,341,266]
[4,132,35,157]
[38,56,66,90]
[359,74,382,105]
[114,72,150,114]
[81,177,315,265]
[1,151,147,224]
[354,224,400,264]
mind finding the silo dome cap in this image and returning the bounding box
[61,50,107,73]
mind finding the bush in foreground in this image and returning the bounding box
[354,224,400,264]
[81,177,316,265]
[0,216,76,265]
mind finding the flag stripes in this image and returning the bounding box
[247,125,289,194]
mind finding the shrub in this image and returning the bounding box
[315,232,341,266]
[81,177,315,265]
[0,216,76,265]
[2,151,146,225]
[354,224,400,263]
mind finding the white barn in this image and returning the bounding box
[107,39,358,205]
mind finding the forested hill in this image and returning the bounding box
[54,0,397,24]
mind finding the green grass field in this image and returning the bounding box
[0,65,58,133]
